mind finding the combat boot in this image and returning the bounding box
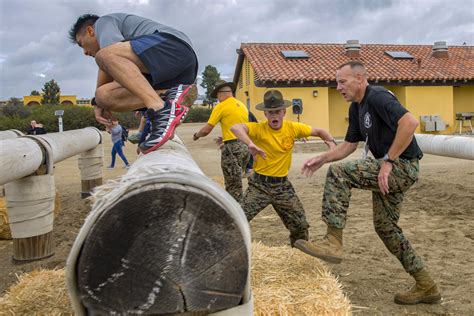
[294,226,343,264]
[394,268,441,305]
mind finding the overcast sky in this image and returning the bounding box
[0,0,473,100]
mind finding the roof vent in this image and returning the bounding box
[344,40,361,57]
[432,41,448,58]
[281,50,309,59]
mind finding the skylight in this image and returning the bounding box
[281,50,309,59]
[385,51,414,59]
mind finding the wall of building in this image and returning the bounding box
[328,88,350,138]
[236,58,473,137]
[235,58,331,135]
[453,86,474,114]
[405,86,454,134]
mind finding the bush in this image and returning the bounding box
[0,104,139,133]
[183,106,212,123]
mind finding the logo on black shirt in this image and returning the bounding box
[363,112,372,128]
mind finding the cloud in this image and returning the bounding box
[0,0,472,99]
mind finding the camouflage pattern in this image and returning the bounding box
[322,157,424,274]
[221,141,250,202]
[241,175,309,246]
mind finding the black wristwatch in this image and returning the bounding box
[383,154,395,164]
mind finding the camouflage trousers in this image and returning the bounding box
[221,141,250,202]
[241,175,309,246]
[322,157,424,274]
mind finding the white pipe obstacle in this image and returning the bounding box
[415,134,474,160]
[67,135,253,316]
[1,127,104,261]
[0,129,23,140]
[0,127,103,185]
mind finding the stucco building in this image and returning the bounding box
[233,40,474,137]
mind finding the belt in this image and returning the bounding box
[223,139,239,144]
[253,172,288,184]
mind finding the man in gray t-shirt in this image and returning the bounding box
[69,13,198,154]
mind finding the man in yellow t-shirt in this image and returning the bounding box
[231,90,336,246]
[193,80,250,201]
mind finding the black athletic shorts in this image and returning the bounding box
[130,31,198,90]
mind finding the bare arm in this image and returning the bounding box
[378,112,419,195]
[301,141,358,177]
[386,112,419,160]
[310,127,337,150]
[193,123,214,140]
[230,124,266,159]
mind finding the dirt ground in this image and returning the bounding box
[1,123,473,315]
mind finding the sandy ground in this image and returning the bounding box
[0,122,473,315]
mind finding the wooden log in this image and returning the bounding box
[12,231,54,261]
[67,136,252,315]
[80,178,103,198]
[5,174,56,261]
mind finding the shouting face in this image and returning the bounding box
[264,109,286,130]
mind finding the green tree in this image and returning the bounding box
[41,79,60,105]
[6,97,23,107]
[200,65,220,105]
[30,90,40,95]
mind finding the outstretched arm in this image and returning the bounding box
[310,127,337,150]
[301,141,358,177]
[230,124,266,159]
[193,123,214,140]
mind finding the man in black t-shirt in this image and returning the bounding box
[294,61,440,305]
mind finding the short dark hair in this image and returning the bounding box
[68,14,100,43]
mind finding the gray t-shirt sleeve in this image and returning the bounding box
[95,16,125,48]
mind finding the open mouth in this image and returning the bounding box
[271,119,279,124]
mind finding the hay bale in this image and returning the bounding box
[0,269,72,314]
[252,242,351,315]
[0,243,351,315]
[0,192,61,240]
[211,176,225,188]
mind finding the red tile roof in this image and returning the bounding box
[234,43,474,85]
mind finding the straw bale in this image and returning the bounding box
[0,268,72,315]
[0,192,61,240]
[0,243,351,315]
[211,176,225,188]
[252,242,351,316]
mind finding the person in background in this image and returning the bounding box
[106,119,130,169]
[26,120,47,135]
[294,60,440,305]
[193,80,250,202]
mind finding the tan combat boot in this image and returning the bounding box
[394,268,441,305]
[294,227,343,264]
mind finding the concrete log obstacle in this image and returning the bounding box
[0,129,23,140]
[0,127,103,261]
[67,135,253,315]
[415,134,474,160]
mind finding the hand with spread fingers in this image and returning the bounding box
[301,155,326,177]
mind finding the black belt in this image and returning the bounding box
[224,139,239,144]
[253,172,287,184]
